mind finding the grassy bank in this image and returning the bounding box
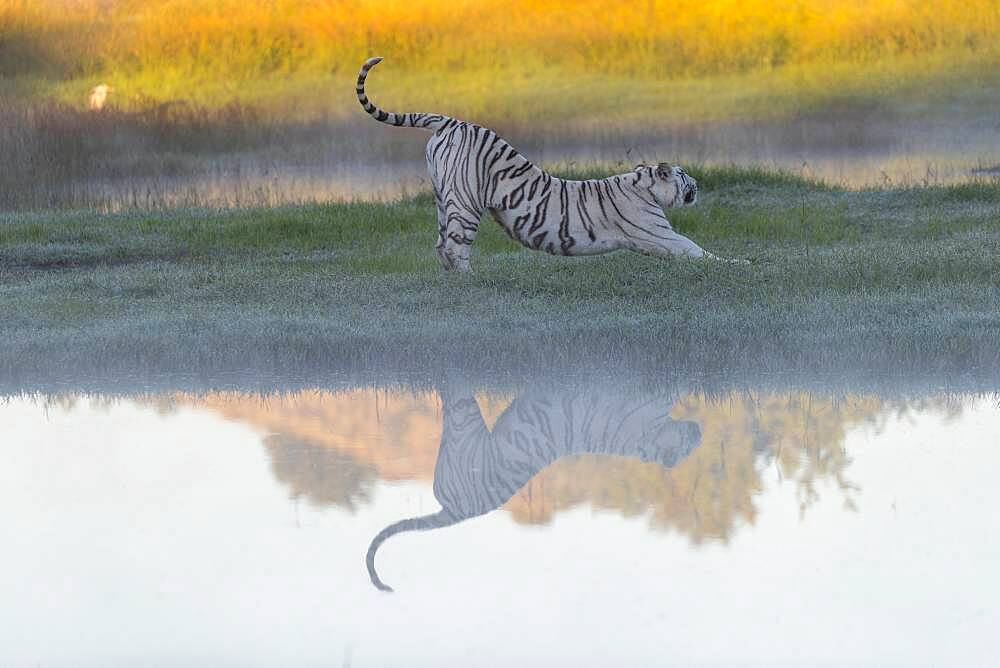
[2,166,999,387]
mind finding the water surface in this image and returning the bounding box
[20,111,1000,212]
[3,381,998,665]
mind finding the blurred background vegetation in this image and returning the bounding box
[2,0,999,210]
[3,0,998,117]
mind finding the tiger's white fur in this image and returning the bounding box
[357,57,717,271]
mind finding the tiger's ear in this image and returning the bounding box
[656,163,676,178]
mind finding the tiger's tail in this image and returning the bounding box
[356,57,455,131]
[365,510,460,592]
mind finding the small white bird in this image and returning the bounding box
[88,84,112,110]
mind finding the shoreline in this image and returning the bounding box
[3,166,999,394]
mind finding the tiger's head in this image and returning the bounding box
[634,163,698,209]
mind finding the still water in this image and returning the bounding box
[3,383,999,665]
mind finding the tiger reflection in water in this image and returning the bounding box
[366,386,702,591]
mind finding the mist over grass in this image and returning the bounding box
[2,166,999,392]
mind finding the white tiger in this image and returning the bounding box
[357,57,721,271]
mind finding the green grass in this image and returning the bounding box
[2,165,999,390]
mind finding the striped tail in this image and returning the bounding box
[356,57,455,131]
[365,510,460,592]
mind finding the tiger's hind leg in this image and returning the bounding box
[432,187,451,269]
[435,194,483,272]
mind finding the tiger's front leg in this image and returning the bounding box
[631,233,745,263]
[628,229,712,260]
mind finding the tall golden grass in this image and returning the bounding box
[4,0,998,84]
